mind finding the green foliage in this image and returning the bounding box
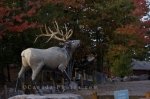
[106,44,132,76]
[111,53,132,77]
[36,4,64,24]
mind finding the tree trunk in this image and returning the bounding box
[7,64,11,82]
[96,31,103,72]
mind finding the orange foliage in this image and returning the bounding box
[132,0,148,17]
[116,24,139,35]
[0,0,43,38]
[116,24,148,47]
[115,0,149,45]
[111,45,127,52]
[128,40,136,46]
[106,44,128,64]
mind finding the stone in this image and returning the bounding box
[95,72,107,83]
[8,88,24,98]
[69,81,78,90]
[9,93,83,99]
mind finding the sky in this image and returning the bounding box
[142,0,150,21]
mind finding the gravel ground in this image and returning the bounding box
[97,80,150,96]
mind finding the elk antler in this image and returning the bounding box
[34,21,73,43]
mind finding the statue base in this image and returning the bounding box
[8,93,83,99]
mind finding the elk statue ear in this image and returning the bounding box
[59,42,65,46]
[64,41,71,49]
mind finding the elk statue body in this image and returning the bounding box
[15,21,80,94]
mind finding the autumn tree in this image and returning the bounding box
[105,0,149,76]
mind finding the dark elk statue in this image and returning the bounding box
[15,21,80,94]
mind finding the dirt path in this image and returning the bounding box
[97,80,150,96]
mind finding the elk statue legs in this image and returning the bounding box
[15,65,44,95]
[58,64,71,82]
[15,64,71,95]
[58,64,71,90]
[30,64,44,95]
[63,70,71,82]
[15,66,26,92]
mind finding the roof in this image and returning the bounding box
[131,59,150,70]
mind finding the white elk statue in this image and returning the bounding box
[15,21,80,94]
